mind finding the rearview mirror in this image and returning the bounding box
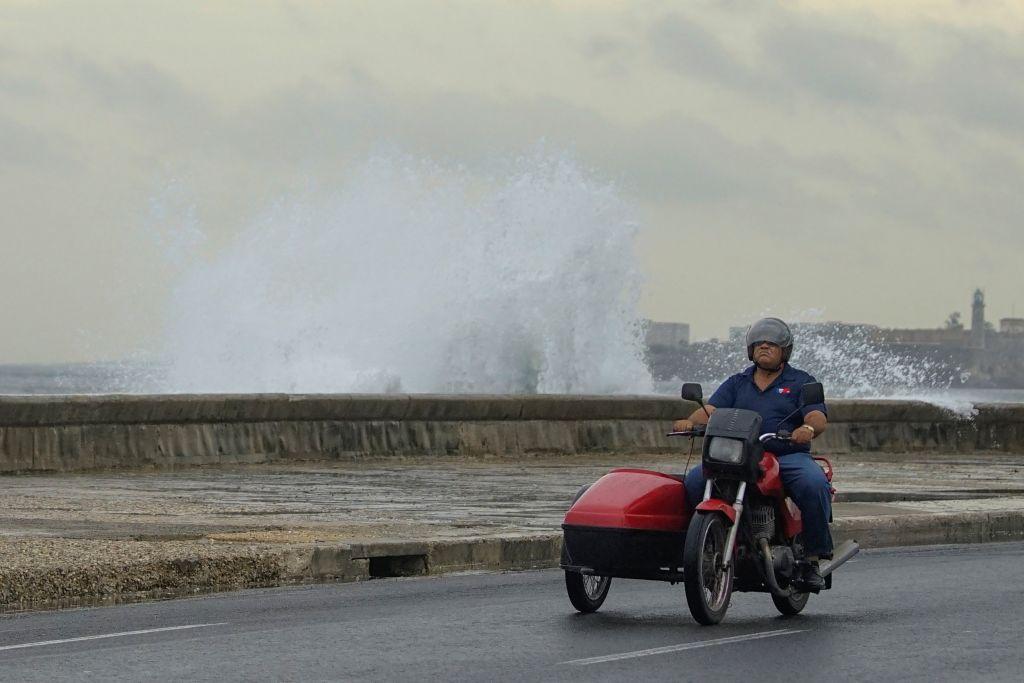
[681,383,703,403]
[800,382,824,406]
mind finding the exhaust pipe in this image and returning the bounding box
[757,539,792,599]
[760,538,860,595]
[819,540,860,577]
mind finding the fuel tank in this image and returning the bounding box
[563,468,690,532]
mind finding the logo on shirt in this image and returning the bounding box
[777,387,792,395]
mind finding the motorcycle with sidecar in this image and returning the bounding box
[560,381,859,625]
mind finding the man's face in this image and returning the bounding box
[753,341,783,370]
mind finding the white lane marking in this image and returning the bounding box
[562,628,806,666]
[0,622,229,652]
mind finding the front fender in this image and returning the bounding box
[695,499,736,525]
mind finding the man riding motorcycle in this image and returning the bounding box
[672,317,832,590]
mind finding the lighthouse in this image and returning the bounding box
[971,288,986,349]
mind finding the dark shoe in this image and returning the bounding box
[795,561,825,593]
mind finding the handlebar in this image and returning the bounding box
[667,430,794,440]
[759,431,792,443]
[668,429,796,441]
[666,427,706,438]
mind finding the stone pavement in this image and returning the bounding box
[2,452,1022,542]
[0,451,1022,609]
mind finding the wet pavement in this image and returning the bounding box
[1,452,1021,545]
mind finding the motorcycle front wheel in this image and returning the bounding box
[565,571,611,613]
[683,512,734,625]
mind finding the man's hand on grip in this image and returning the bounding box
[672,419,694,433]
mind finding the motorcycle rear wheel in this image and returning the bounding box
[773,533,811,615]
[771,590,810,616]
[683,512,734,625]
[565,572,611,613]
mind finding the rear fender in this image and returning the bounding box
[695,499,736,525]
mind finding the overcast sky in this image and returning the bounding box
[1,1,1022,363]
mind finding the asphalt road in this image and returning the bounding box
[1,542,1022,682]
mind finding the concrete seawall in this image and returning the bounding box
[0,394,1022,473]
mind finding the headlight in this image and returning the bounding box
[707,437,745,464]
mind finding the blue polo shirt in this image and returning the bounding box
[708,364,827,456]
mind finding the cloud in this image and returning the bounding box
[759,20,909,106]
[222,81,595,171]
[0,114,64,167]
[648,6,1024,140]
[25,15,1020,258]
[0,47,47,99]
[582,34,636,79]
[648,13,760,90]
[51,51,219,139]
[631,4,1024,249]
[222,74,872,246]
[928,31,1024,135]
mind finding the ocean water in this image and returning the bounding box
[4,362,1021,417]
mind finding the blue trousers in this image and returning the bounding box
[683,453,834,557]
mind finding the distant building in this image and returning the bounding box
[791,321,879,339]
[730,321,876,344]
[642,290,1024,388]
[1001,318,1024,335]
[874,289,1024,387]
[644,320,690,349]
[876,327,968,346]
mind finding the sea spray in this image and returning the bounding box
[154,151,653,394]
[656,318,968,412]
[791,323,960,398]
[63,152,973,410]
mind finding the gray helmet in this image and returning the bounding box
[745,317,794,362]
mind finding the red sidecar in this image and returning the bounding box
[561,468,691,582]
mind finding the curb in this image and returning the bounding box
[291,509,1024,582]
[292,535,565,583]
[831,510,1024,548]
[2,510,1023,611]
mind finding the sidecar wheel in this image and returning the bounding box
[565,571,611,613]
[683,512,733,625]
[771,590,810,616]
